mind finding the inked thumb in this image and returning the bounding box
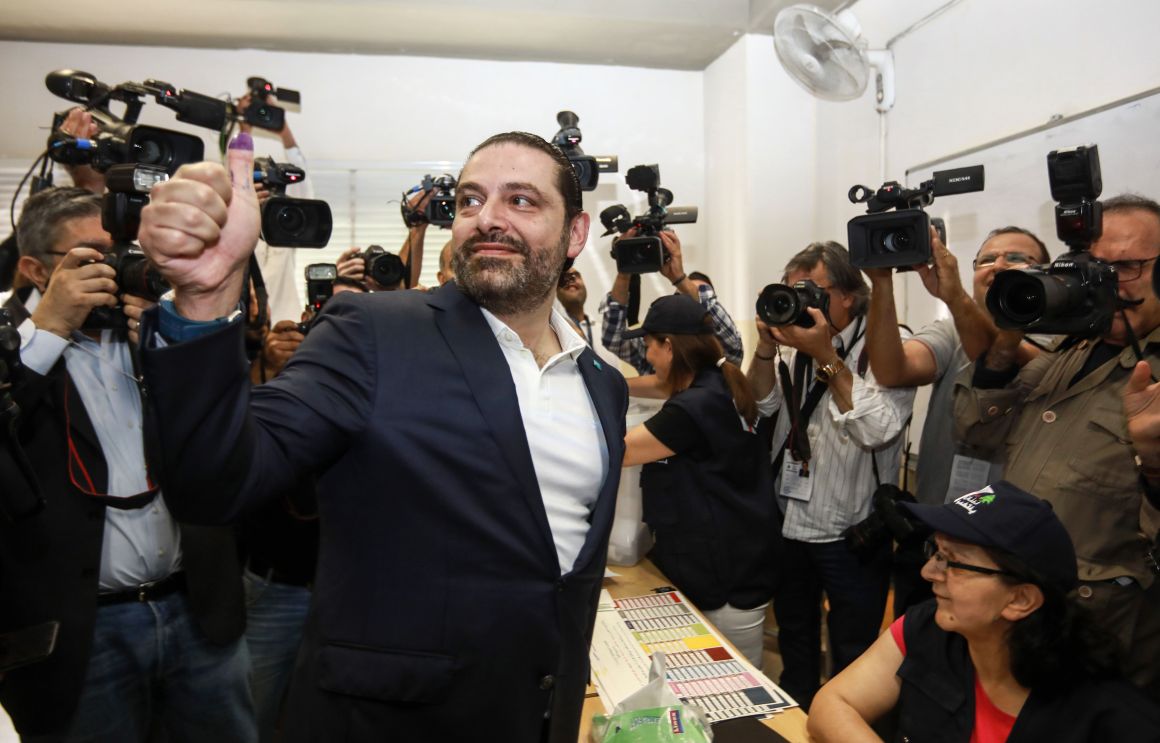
[226,132,255,196]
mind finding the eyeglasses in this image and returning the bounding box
[923,538,1013,578]
[1107,256,1159,281]
[972,251,1036,269]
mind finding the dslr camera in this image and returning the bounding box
[401,174,456,229]
[253,156,333,249]
[841,483,921,564]
[233,76,300,132]
[600,165,698,274]
[847,165,984,269]
[361,245,407,289]
[550,110,617,191]
[756,279,830,328]
[987,145,1117,337]
[298,263,337,334]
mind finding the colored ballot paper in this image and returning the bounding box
[590,590,797,724]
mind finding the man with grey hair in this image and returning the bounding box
[746,240,915,710]
[956,193,1160,702]
[0,186,254,740]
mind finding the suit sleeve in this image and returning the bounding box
[141,293,377,524]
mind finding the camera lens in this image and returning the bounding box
[254,106,274,125]
[881,229,912,253]
[276,206,306,236]
[133,137,168,166]
[998,281,1046,324]
[756,284,801,326]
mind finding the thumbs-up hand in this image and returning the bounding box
[139,133,261,320]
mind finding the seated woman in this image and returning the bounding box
[622,295,779,667]
[808,480,1160,742]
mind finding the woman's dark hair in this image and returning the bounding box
[988,548,1122,694]
[651,316,757,427]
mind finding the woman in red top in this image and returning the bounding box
[807,481,1160,743]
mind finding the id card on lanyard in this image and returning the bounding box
[780,454,813,501]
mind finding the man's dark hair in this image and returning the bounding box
[465,132,583,226]
[1103,193,1160,225]
[16,187,102,264]
[782,240,870,317]
[688,271,713,288]
[983,226,1051,264]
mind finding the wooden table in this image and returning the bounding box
[580,560,811,742]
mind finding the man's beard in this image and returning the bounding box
[452,229,569,316]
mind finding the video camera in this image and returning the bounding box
[253,156,333,249]
[600,165,698,274]
[402,174,457,229]
[361,245,407,288]
[45,69,219,175]
[756,279,830,328]
[987,145,1118,337]
[550,111,618,191]
[233,76,300,133]
[847,165,984,269]
[298,263,337,334]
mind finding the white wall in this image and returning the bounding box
[0,40,705,327]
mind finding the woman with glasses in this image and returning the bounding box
[622,294,779,668]
[807,481,1160,742]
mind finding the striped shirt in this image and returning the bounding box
[756,318,916,542]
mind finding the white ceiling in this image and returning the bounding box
[0,0,850,71]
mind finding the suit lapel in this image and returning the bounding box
[428,286,557,563]
[569,347,625,574]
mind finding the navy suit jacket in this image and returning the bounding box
[140,284,628,743]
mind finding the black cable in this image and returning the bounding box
[9,150,50,232]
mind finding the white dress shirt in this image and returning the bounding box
[480,307,608,574]
[757,317,916,542]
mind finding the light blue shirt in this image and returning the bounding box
[18,289,181,591]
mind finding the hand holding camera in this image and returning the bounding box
[769,308,834,362]
[263,319,306,376]
[656,231,685,286]
[138,137,260,321]
[30,248,118,338]
[914,225,966,305]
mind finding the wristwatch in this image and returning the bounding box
[815,357,846,383]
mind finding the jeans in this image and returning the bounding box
[773,537,891,710]
[29,590,256,743]
[242,569,311,743]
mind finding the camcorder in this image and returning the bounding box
[988,145,1118,337]
[232,76,300,132]
[298,263,337,334]
[361,245,407,288]
[45,69,218,175]
[756,279,830,328]
[550,110,617,191]
[253,156,333,248]
[401,174,456,228]
[600,164,698,274]
[847,165,984,269]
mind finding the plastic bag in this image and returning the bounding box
[590,652,712,743]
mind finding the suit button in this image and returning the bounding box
[539,675,555,690]
[556,579,566,592]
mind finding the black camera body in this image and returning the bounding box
[551,111,618,191]
[362,245,406,288]
[239,76,301,133]
[298,263,337,333]
[847,165,984,269]
[841,483,921,564]
[602,165,698,274]
[988,252,1118,337]
[756,279,830,328]
[252,157,332,249]
[402,174,456,229]
[82,244,169,331]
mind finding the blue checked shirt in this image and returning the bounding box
[599,283,744,374]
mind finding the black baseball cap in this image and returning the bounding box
[900,480,1078,591]
[622,295,712,339]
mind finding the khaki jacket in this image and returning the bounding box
[953,327,1160,587]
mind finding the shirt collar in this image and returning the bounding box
[478,306,588,363]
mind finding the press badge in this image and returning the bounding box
[946,454,991,501]
[780,454,813,501]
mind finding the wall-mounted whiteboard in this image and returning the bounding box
[902,86,1160,329]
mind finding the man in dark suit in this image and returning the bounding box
[136,130,629,742]
[0,187,253,741]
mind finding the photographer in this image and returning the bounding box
[600,227,743,375]
[622,295,778,667]
[954,194,1160,702]
[746,241,915,710]
[335,190,434,292]
[0,187,254,740]
[864,224,1050,615]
